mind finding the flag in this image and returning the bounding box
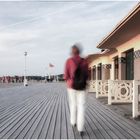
[49,63,54,67]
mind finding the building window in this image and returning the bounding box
[93,68,96,80]
[114,57,119,80]
[125,49,134,80]
[88,68,91,80]
[98,63,102,80]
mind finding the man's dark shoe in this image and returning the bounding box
[72,124,76,128]
[79,131,84,137]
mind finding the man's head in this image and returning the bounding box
[71,44,82,56]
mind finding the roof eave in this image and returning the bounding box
[97,2,140,49]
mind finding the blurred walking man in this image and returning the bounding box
[64,44,88,136]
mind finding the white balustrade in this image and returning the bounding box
[96,80,108,98]
[88,79,140,118]
[132,80,140,118]
[108,80,133,105]
[88,80,96,93]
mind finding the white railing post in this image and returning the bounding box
[88,80,96,93]
[108,80,112,105]
[92,80,96,93]
[111,60,115,80]
[132,80,139,118]
[95,80,109,98]
[96,80,99,98]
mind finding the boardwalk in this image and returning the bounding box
[0,83,140,139]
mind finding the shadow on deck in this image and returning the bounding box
[0,83,140,139]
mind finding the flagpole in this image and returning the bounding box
[24,51,28,86]
[45,67,47,83]
[49,63,55,82]
[48,65,51,81]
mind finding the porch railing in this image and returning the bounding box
[132,80,140,118]
[108,80,133,105]
[88,80,96,93]
[88,79,140,118]
[96,80,108,98]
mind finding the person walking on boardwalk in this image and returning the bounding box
[64,44,88,136]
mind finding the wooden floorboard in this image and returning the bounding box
[2,98,46,139]
[60,94,67,139]
[0,83,140,139]
[31,95,56,139]
[88,97,140,138]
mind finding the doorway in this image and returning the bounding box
[98,63,102,80]
[114,57,119,80]
[126,49,134,80]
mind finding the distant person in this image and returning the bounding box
[64,44,88,136]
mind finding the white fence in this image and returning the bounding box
[132,80,140,118]
[108,80,133,105]
[88,80,96,93]
[88,79,140,118]
[96,80,108,98]
[107,80,140,118]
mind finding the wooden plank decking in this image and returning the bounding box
[0,83,140,139]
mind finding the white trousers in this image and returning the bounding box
[67,88,86,132]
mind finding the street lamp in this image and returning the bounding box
[24,51,28,86]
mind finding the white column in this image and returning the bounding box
[108,80,112,105]
[96,65,98,80]
[132,80,139,118]
[95,80,99,98]
[111,59,115,80]
[109,60,115,104]
[95,65,99,98]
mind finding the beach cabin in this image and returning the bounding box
[87,3,140,118]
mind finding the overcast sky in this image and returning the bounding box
[0,0,138,76]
